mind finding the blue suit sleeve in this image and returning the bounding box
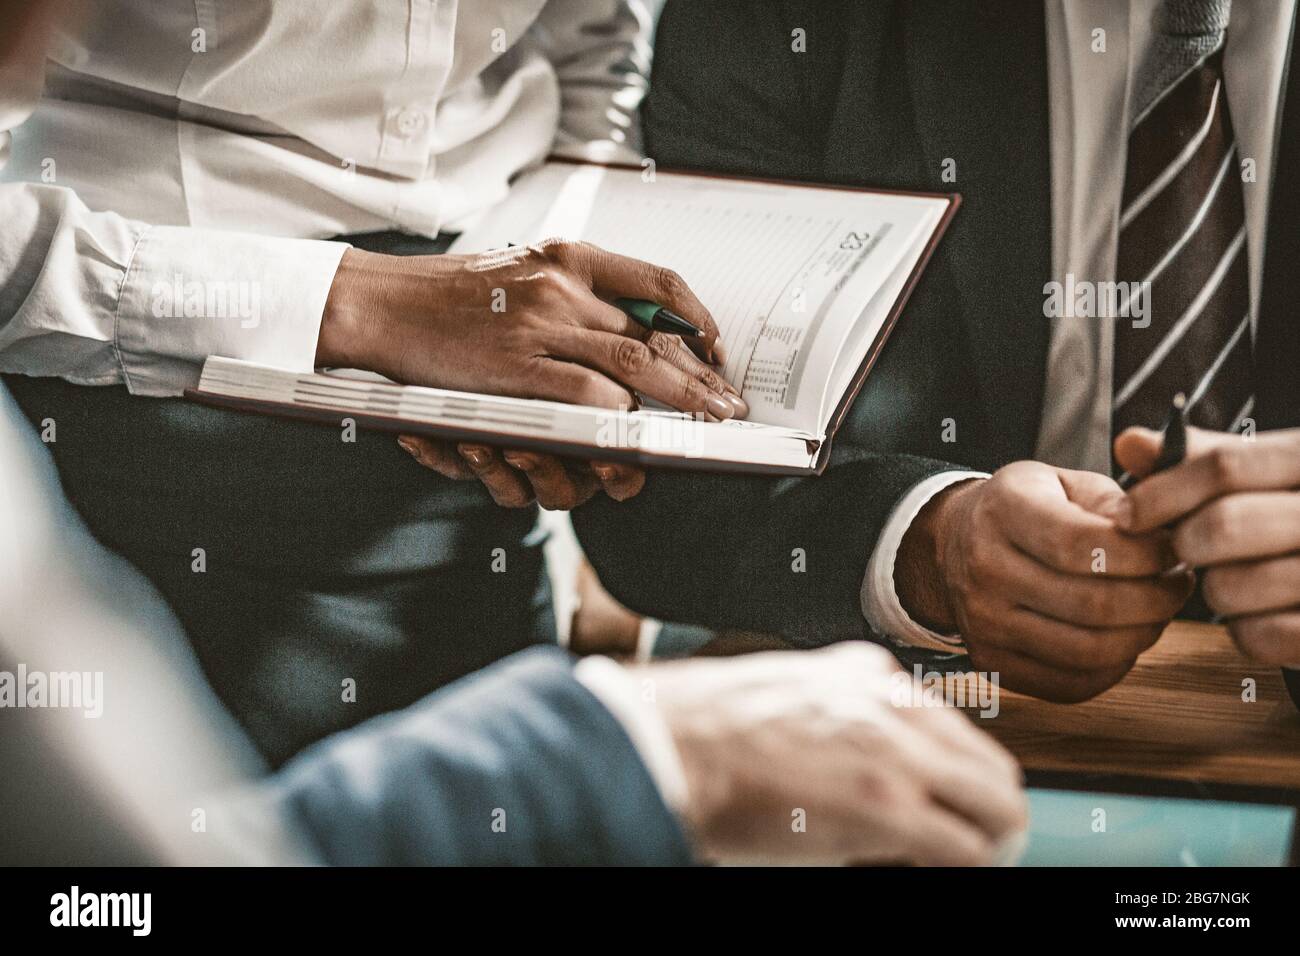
[260,646,693,865]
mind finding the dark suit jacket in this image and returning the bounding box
[575,0,1300,646]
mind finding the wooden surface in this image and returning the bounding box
[966,621,1300,791]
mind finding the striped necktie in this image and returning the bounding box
[1112,0,1254,441]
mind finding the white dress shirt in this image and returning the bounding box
[864,0,1296,652]
[0,0,649,397]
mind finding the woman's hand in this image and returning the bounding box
[320,238,747,509]
[317,237,743,417]
[396,437,645,510]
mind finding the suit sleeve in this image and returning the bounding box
[574,446,960,647]
[249,646,693,866]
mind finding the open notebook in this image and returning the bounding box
[189,159,957,475]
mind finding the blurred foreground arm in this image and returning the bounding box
[247,644,1025,866]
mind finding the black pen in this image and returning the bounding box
[1119,392,1188,490]
[1120,392,1191,582]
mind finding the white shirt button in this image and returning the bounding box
[393,107,427,138]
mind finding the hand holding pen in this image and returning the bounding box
[1115,397,1300,669]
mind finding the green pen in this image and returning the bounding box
[614,297,703,338]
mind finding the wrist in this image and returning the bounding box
[317,247,385,369]
[895,477,983,634]
[642,663,733,859]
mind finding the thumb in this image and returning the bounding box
[1113,426,1164,480]
[1055,467,1127,520]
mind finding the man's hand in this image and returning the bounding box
[896,462,1193,702]
[645,643,1027,865]
[319,238,747,508]
[1115,426,1300,666]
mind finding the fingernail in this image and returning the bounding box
[725,391,749,417]
[397,438,419,458]
[706,395,735,421]
[712,340,729,366]
[592,464,617,482]
[503,452,536,471]
[461,446,490,467]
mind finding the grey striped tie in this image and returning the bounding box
[1112,0,1254,440]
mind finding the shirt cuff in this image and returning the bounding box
[861,470,990,653]
[113,226,349,397]
[574,655,690,816]
[633,617,662,662]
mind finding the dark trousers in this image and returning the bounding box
[4,231,554,766]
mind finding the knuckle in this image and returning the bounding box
[1049,536,1078,572]
[614,337,654,376]
[537,266,579,300]
[1207,445,1245,489]
[654,267,689,300]
[646,332,674,357]
[696,365,725,394]
[849,766,896,812]
[1200,499,1237,544]
[963,545,996,587]
[677,376,702,410]
[536,236,575,262]
[1056,526,1093,570]
[961,598,994,635]
[500,324,539,357]
[970,489,1001,530]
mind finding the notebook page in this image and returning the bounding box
[451,162,948,432]
[825,206,945,415]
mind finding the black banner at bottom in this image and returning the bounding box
[0,866,1291,941]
